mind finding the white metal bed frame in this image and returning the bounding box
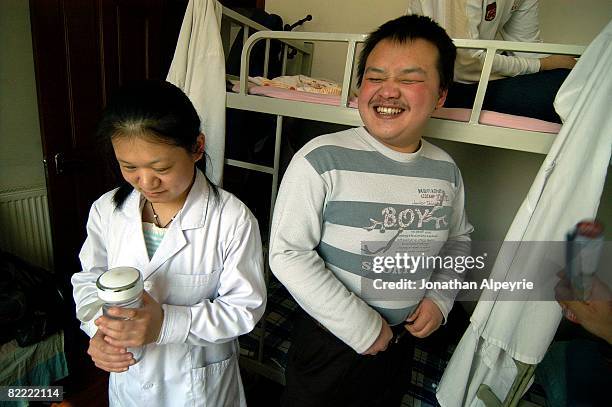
[219,5,315,383]
[220,6,314,224]
[231,31,585,153]
[227,29,584,220]
[218,4,587,389]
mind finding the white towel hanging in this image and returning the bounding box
[167,0,226,185]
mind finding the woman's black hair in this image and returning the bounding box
[96,80,218,208]
[357,14,456,91]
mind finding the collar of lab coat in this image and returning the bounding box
[119,168,211,231]
[116,169,211,279]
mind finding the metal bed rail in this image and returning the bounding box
[451,39,585,125]
[229,32,585,154]
[237,31,585,126]
[218,5,314,79]
[218,5,316,370]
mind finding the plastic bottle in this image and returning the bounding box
[96,266,144,362]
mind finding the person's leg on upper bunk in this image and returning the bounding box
[269,15,473,407]
[445,68,571,123]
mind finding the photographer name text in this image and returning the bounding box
[372,278,534,292]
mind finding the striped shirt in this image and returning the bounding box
[142,222,167,259]
[270,127,473,353]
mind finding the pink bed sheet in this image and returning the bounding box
[232,85,561,134]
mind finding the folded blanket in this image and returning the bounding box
[250,75,342,95]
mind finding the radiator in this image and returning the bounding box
[0,186,54,270]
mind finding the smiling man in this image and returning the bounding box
[357,38,448,153]
[270,15,473,406]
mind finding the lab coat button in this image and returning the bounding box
[143,383,153,390]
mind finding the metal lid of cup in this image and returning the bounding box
[96,267,143,303]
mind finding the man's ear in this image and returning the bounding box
[435,88,448,110]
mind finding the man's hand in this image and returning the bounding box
[540,55,577,71]
[95,291,164,348]
[362,318,393,355]
[556,274,612,344]
[405,298,443,338]
[87,330,134,373]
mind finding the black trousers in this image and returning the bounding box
[445,68,571,123]
[281,313,415,407]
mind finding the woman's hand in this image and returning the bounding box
[95,291,164,348]
[87,330,134,373]
[556,274,612,344]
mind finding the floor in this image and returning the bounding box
[45,358,282,407]
[50,359,109,407]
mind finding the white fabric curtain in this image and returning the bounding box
[437,20,612,407]
[167,0,226,185]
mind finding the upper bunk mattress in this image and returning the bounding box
[230,83,562,134]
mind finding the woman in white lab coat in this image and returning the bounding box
[71,80,266,406]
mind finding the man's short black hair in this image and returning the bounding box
[357,14,456,91]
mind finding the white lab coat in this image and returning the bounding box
[436,21,612,406]
[167,0,226,185]
[72,170,266,407]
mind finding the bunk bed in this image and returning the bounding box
[218,5,585,406]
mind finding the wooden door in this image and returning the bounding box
[30,0,186,278]
[29,0,187,382]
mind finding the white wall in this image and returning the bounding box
[0,0,45,191]
[431,140,545,242]
[539,0,612,44]
[266,0,611,242]
[267,0,407,81]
